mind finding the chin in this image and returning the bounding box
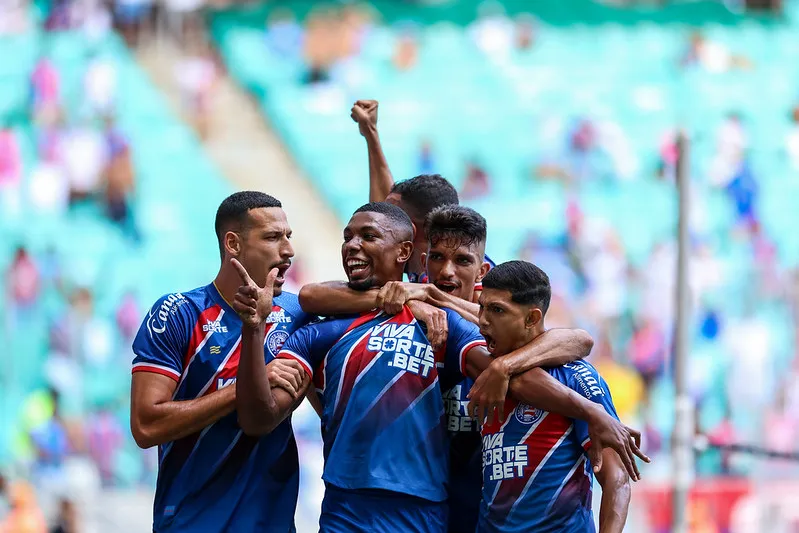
[348,277,377,291]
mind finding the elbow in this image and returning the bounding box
[237,413,274,437]
[576,329,594,358]
[131,420,157,449]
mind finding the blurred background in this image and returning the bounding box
[1,0,798,531]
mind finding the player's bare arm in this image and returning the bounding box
[351,99,394,202]
[506,368,650,481]
[231,259,311,435]
[463,329,593,423]
[131,372,237,449]
[298,281,380,315]
[595,448,631,533]
[424,283,480,323]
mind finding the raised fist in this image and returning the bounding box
[350,99,378,137]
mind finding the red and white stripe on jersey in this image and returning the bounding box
[279,349,313,378]
[132,361,181,381]
[459,339,487,376]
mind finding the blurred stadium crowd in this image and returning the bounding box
[2,0,799,531]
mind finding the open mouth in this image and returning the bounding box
[481,332,497,354]
[435,281,460,294]
[274,262,291,285]
[346,257,372,279]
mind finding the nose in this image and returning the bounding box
[439,259,455,279]
[478,308,489,331]
[343,236,361,256]
[281,236,294,260]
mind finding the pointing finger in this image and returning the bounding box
[230,258,254,286]
[265,267,279,289]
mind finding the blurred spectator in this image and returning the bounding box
[592,333,645,423]
[469,1,513,60]
[682,31,753,73]
[29,390,73,485]
[62,119,108,206]
[0,125,22,190]
[418,140,435,175]
[51,498,79,533]
[86,405,123,487]
[460,161,491,200]
[303,11,335,84]
[7,245,40,308]
[114,0,152,46]
[393,32,418,72]
[103,116,138,236]
[0,473,8,520]
[83,52,118,117]
[628,318,667,390]
[0,481,47,533]
[175,38,218,140]
[115,291,139,341]
[30,56,60,123]
[72,0,112,44]
[514,14,536,52]
[710,113,747,188]
[52,287,114,365]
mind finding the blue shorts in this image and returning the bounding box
[320,485,447,533]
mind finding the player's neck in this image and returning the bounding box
[212,266,240,308]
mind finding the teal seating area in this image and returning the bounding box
[210,0,799,472]
[0,26,231,479]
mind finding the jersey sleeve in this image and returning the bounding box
[131,293,194,382]
[442,308,487,381]
[277,319,341,379]
[558,362,620,452]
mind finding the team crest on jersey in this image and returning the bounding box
[266,328,289,354]
[514,403,544,425]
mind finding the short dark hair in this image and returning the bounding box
[390,174,459,220]
[215,191,282,258]
[482,260,551,314]
[425,205,487,249]
[353,202,414,242]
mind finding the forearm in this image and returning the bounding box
[298,281,378,315]
[364,127,394,202]
[508,368,603,422]
[496,328,594,377]
[426,286,479,324]
[599,479,630,533]
[236,324,281,434]
[134,386,235,448]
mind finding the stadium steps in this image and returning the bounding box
[133,38,344,283]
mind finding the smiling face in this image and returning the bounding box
[227,207,294,296]
[342,211,413,290]
[424,237,489,302]
[477,287,542,356]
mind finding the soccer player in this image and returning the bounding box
[231,202,641,533]
[351,98,494,297]
[298,205,647,533]
[130,191,310,532]
[478,261,631,532]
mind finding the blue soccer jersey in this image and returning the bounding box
[131,283,311,533]
[277,306,486,503]
[478,360,619,533]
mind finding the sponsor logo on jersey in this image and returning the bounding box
[482,432,529,481]
[514,403,545,425]
[266,329,290,355]
[562,362,604,398]
[147,293,187,335]
[217,377,236,390]
[266,309,292,324]
[202,319,228,334]
[444,384,478,432]
[366,323,435,378]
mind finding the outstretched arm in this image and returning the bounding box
[596,449,631,533]
[425,285,480,324]
[507,370,648,482]
[351,100,394,202]
[298,281,378,316]
[464,329,593,417]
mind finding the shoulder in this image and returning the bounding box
[143,290,200,336]
[553,361,608,400]
[273,291,307,320]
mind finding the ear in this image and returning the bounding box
[476,261,491,283]
[223,231,242,257]
[397,240,414,264]
[409,220,417,241]
[421,252,428,271]
[525,307,543,329]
